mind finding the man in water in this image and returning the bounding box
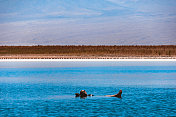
[75,90,94,98]
[75,90,122,98]
[105,90,122,98]
[80,90,87,97]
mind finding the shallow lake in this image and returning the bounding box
[0,61,176,116]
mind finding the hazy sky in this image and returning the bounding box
[0,0,176,45]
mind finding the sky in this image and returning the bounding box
[0,0,176,45]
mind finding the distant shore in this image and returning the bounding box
[0,55,176,59]
[0,45,175,59]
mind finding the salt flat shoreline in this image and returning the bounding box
[1,46,175,60]
[0,58,176,62]
[0,55,176,60]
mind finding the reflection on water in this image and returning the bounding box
[0,65,176,116]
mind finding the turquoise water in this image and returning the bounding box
[0,62,176,116]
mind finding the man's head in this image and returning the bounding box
[80,90,87,97]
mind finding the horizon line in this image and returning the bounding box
[1,59,176,62]
[1,45,176,47]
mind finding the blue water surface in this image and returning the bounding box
[0,62,176,116]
